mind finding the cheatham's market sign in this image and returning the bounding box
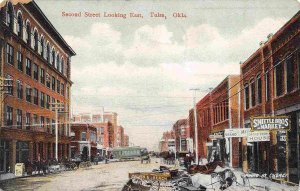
[250,116,290,131]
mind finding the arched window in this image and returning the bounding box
[34,30,38,51]
[256,74,262,104]
[17,12,23,38]
[46,43,50,63]
[244,83,249,110]
[6,2,14,30]
[250,78,255,107]
[26,21,31,45]
[61,58,64,74]
[40,37,44,57]
[56,54,60,70]
[52,50,55,66]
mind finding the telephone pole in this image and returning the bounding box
[190,88,200,164]
[50,102,64,161]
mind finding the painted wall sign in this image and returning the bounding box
[251,116,290,131]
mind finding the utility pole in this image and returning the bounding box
[50,102,64,161]
[190,88,200,164]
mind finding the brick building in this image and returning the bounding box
[159,130,175,153]
[70,123,97,161]
[240,11,300,183]
[116,125,124,147]
[0,0,75,173]
[103,112,118,147]
[173,119,190,152]
[123,134,129,147]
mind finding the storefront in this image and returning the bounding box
[207,131,230,165]
[0,139,10,173]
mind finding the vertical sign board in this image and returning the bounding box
[247,131,270,142]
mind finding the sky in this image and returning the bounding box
[34,0,299,151]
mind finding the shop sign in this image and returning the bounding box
[251,116,290,131]
[224,128,251,138]
[206,142,213,146]
[209,131,224,139]
[247,131,270,142]
[279,135,286,142]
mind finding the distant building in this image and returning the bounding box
[159,130,175,152]
[173,119,190,152]
[70,123,97,161]
[123,134,129,147]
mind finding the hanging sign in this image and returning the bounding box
[247,131,270,142]
[224,128,251,138]
[209,131,224,139]
[251,116,290,131]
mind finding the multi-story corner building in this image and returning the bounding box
[103,112,118,147]
[240,11,300,183]
[188,75,240,167]
[116,125,124,147]
[159,130,175,153]
[0,1,75,173]
[70,123,97,161]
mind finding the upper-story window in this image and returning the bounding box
[33,63,38,81]
[244,83,249,110]
[33,88,38,105]
[56,55,60,70]
[52,76,56,91]
[26,58,31,76]
[17,51,23,71]
[61,58,64,74]
[16,109,22,129]
[6,43,14,65]
[33,30,38,51]
[46,44,50,63]
[17,12,23,38]
[286,55,296,93]
[275,61,284,97]
[61,83,65,96]
[250,79,255,107]
[40,37,44,57]
[6,105,13,127]
[25,113,31,130]
[6,2,14,30]
[25,22,31,45]
[265,69,270,102]
[40,68,45,84]
[56,79,60,94]
[16,80,23,99]
[5,74,13,95]
[52,50,55,66]
[81,132,87,141]
[40,92,45,108]
[256,74,262,104]
[26,85,31,103]
[46,73,51,88]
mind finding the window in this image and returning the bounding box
[26,86,31,102]
[33,114,38,128]
[40,116,45,128]
[6,43,14,65]
[52,50,55,66]
[26,58,31,76]
[33,88,38,105]
[26,22,31,45]
[46,95,50,109]
[61,59,64,74]
[52,119,55,134]
[40,68,45,84]
[265,69,270,102]
[256,75,262,104]
[17,52,23,71]
[52,76,56,91]
[46,118,50,133]
[40,92,45,108]
[57,79,60,93]
[16,80,23,99]
[61,83,65,96]
[47,44,50,63]
[25,113,30,130]
[6,3,13,30]
[250,79,255,107]
[33,63,38,80]
[6,106,13,127]
[17,13,23,38]
[34,31,38,51]
[5,74,13,95]
[16,109,22,129]
[244,83,249,110]
[286,55,296,93]
[46,73,50,88]
[298,52,300,88]
[40,38,44,57]
[81,132,87,141]
[56,55,60,70]
[275,61,284,97]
